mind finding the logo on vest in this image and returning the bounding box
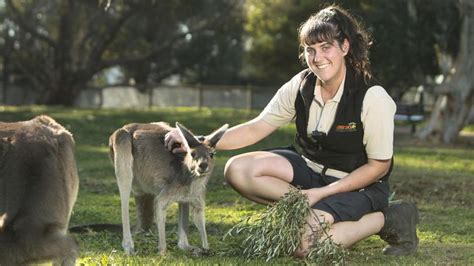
[335,122,357,132]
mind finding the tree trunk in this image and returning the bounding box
[417,0,474,143]
[42,81,83,106]
[44,88,80,106]
[469,108,474,123]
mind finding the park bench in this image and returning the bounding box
[394,87,425,134]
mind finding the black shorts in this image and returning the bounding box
[269,147,389,223]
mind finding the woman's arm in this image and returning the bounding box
[165,117,278,152]
[305,159,391,206]
[165,72,302,153]
[215,118,278,150]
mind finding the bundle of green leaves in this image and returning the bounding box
[224,187,346,264]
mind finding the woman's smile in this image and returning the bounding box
[316,63,331,69]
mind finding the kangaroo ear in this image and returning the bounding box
[206,124,228,148]
[176,122,200,149]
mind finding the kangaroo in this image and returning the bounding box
[109,122,227,255]
[0,115,79,265]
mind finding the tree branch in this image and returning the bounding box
[87,6,136,67]
[95,1,241,71]
[434,3,474,95]
[5,0,57,49]
[97,30,189,70]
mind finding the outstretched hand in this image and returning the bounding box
[164,128,187,154]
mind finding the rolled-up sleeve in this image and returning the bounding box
[362,86,396,160]
[256,73,302,127]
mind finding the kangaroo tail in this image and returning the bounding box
[110,128,134,187]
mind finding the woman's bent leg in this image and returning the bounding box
[225,151,385,257]
[294,211,385,258]
[329,211,385,247]
[224,151,294,204]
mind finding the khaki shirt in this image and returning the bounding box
[257,71,396,178]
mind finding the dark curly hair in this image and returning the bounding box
[298,5,373,82]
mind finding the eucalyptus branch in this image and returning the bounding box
[224,187,346,263]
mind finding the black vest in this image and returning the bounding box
[294,67,392,179]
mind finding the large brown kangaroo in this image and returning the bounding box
[0,115,80,265]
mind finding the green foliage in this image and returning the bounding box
[225,187,309,260]
[1,106,473,264]
[243,0,319,85]
[225,187,346,264]
[1,1,245,104]
[363,0,460,96]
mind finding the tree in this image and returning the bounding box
[362,0,460,97]
[3,0,243,105]
[118,0,245,86]
[418,0,474,143]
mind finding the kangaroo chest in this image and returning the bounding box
[132,171,208,203]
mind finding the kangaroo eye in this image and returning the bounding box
[191,151,196,158]
[209,151,216,158]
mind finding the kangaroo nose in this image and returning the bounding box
[199,162,208,171]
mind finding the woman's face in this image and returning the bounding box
[304,39,349,86]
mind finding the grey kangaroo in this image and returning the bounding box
[109,122,227,255]
[0,115,79,265]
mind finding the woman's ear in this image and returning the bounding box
[342,38,350,55]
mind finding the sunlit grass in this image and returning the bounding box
[2,105,473,264]
[395,147,474,173]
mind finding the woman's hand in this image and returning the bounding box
[302,187,327,206]
[164,128,187,153]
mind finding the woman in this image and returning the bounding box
[165,5,418,257]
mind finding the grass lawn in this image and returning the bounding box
[1,105,473,265]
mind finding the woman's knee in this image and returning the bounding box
[224,151,294,193]
[224,155,251,187]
